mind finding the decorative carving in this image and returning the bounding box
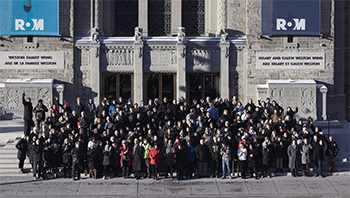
[94,0,103,36]
[186,49,220,67]
[80,49,90,66]
[102,49,134,66]
[6,87,20,112]
[134,27,143,43]
[148,0,171,35]
[182,0,205,35]
[144,49,177,67]
[220,28,229,43]
[217,0,227,36]
[301,87,315,113]
[177,27,186,44]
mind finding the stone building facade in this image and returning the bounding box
[0,0,348,120]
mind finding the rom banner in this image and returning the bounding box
[261,0,320,36]
[0,0,59,36]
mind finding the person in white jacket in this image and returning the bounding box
[237,143,248,179]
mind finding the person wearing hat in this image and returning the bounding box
[33,99,48,129]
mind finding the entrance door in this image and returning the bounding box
[103,73,133,103]
[187,74,219,102]
[144,74,176,101]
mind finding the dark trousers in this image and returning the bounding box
[104,165,110,177]
[63,163,71,177]
[112,164,119,177]
[211,159,220,176]
[239,160,247,178]
[33,160,42,177]
[24,119,31,136]
[166,165,174,178]
[122,161,129,178]
[151,164,158,178]
[72,162,80,179]
[18,157,25,169]
[186,161,194,178]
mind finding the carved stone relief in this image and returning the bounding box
[186,49,220,72]
[144,49,177,67]
[102,49,134,66]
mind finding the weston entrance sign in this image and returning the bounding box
[0,52,64,69]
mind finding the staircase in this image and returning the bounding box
[0,140,32,177]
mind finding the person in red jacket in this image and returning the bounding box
[150,143,161,180]
[120,140,132,178]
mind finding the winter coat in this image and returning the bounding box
[185,145,196,162]
[237,147,247,161]
[210,142,221,161]
[248,148,258,168]
[195,144,210,163]
[32,143,42,163]
[71,146,84,165]
[273,141,286,158]
[132,144,144,171]
[300,144,313,164]
[34,104,48,121]
[150,148,161,165]
[62,144,72,164]
[50,146,61,168]
[262,148,271,166]
[16,138,28,160]
[221,145,232,162]
[120,145,132,167]
[326,140,339,158]
[164,145,176,166]
[103,146,112,166]
[176,148,187,171]
[311,141,325,161]
[87,148,97,168]
[22,95,33,120]
[287,144,300,169]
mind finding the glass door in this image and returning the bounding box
[103,73,133,103]
[145,74,176,101]
[187,73,219,102]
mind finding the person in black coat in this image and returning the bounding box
[176,143,187,179]
[22,93,33,136]
[31,139,42,179]
[71,141,84,180]
[209,136,221,178]
[133,138,144,180]
[195,138,210,178]
[87,142,97,179]
[16,135,28,173]
[248,144,259,179]
[62,138,72,178]
[50,142,61,178]
[311,135,325,177]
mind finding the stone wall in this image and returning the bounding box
[0,0,75,104]
[237,0,340,116]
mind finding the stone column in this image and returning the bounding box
[139,0,148,36]
[94,0,103,36]
[320,85,328,121]
[220,30,230,99]
[216,0,227,36]
[172,0,182,36]
[176,27,187,100]
[54,84,65,105]
[90,43,101,105]
[133,27,144,103]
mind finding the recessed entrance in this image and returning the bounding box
[102,73,133,103]
[144,74,176,101]
[187,74,219,101]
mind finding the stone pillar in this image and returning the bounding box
[90,43,101,105]
[172,0,182,36]
[54,84,65,105]
[133,27,144,103]
[220,30,230,99]
[139,0,148,36]
[176,27,187,100]
[320,85,328,121]
[94,0,103,36]
[216,0,227,36]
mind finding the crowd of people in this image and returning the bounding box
[16,93,340,181]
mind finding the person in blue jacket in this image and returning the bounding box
[185,141,196,178]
